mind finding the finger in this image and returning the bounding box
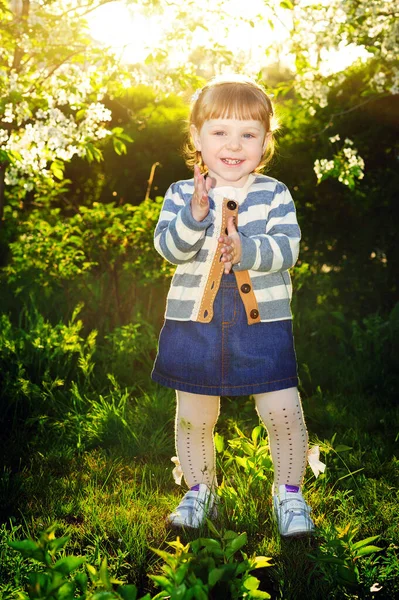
[221,249,234,262]
[218,234,233,244]
[224,260,233,274]
[194,174,206,203]
[226,215,237,235]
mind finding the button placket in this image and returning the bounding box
[196,197,239,323]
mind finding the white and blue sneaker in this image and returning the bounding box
[273,484,315,537]
[167,483,216,529]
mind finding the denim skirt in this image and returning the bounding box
[151,272,299,396]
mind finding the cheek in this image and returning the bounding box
[200,139,218,156]
[254,143,265,159]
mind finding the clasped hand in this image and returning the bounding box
[219,216,241,274]
[191,164,241,274]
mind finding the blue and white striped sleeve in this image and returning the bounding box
[235,183,301,273]
[154,182,213,265]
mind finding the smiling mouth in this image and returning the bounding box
[221,158,244,165]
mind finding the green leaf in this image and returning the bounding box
[168,583,186,599]
[214,432,224,453]
[91,593,117,600]
[151,592,170,600]
[243,575,260,590]
[54,556,85,575]
[352,535,380,550]
[8,540,45,562]
[188,587,207,600]
[280,0,293,8]
[113,138,127,156]
[74,572,88,593]
[208,568,224,587]
[205,519,221,539]
[49,536,70,552]
[355,545,383,557]
[335,444,352,452]
[99,557,112,589]
[337,564,359,585]
[226,532,247,559]
[235,456,248,469]
[86,563,98,582]
[150,591,170,600]
[57,581,76,600]
[223,530,238,540]
[251,426,263,444]
[8,540,39,554]
[151,575,172,591]
[248,591,271,599]
[50,161,64,180]
[151,546,177,563]
[198,538,222,553]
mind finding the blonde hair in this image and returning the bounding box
[184,74,278,173]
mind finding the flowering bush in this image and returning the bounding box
[314,136,365,190]
[0,0,131,215]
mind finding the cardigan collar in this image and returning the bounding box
[208,173,256,206]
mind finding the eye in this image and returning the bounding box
[213,131,225,136]
[243,133,255,139]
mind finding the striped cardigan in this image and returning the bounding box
[154,173,301,323]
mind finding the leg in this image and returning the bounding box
[175,391,220,489]
[254,387,308,490]
[254,387,314,536]
[167,391,220,528]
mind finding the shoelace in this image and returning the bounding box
[279,498,311,514]
[176,491,200,512]
[278,498,311,529]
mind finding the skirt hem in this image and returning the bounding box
[151,370,298,396]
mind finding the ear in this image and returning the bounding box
[190,124,201,151]
[263,131,272,152]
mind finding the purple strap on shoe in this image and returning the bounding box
[285,485,299,493]
[191,484,200,491]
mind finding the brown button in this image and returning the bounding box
[227,200,237,210]
[241,283,251,294]
[250,309,259,319]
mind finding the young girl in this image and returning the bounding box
[151,75,314,537]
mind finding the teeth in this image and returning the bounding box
[222,159,242,164]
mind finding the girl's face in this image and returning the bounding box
[191,118,270,188]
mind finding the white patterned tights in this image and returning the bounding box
[175,387,308,490]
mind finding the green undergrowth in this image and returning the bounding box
[0,301,398,598]
[1,385,398,599]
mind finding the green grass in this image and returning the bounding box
[0,301,398,599]
[1,383,398,599]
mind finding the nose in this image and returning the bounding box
[226,135,241,151]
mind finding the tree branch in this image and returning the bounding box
[312,94,390,137]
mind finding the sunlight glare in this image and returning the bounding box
[87,2,163,64]
[87,0,370,78]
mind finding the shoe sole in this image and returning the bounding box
[280,528,314,538]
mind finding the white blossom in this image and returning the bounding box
[2,104,15,124]
[314,138,365,187]
[0,129,9,144]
